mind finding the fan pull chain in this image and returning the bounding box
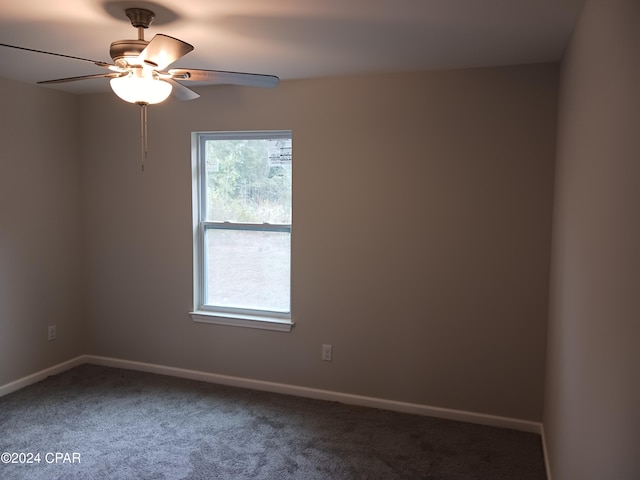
[140,103,148,172]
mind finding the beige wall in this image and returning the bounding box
[0,77,85,384]
[80,63,557,421]
[545,0,640,478]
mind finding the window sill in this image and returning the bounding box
[189,311,294,332]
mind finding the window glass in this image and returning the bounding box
[204,228,290,312]
[204,138,292,223]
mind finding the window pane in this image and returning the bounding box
[204,228,290,312]
[204,138,292,223]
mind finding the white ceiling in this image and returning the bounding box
[0,0,584,95]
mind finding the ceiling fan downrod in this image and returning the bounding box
[125,8,155,40]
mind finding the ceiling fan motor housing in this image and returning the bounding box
[110,9,156,66]
[110,39,149,65]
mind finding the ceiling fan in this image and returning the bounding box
[0,7,280,169]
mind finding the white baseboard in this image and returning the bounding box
[1,354,543,436]
[85,355,542,434]
[0,355,86,398]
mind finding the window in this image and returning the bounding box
[190,131,293,332]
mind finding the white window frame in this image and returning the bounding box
[189,130,293,332]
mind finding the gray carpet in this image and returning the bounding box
[0,364,547,479]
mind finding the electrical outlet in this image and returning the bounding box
[322,344,332,361]
[48,325,56,341]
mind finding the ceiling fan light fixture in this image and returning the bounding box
[110,69,172,105]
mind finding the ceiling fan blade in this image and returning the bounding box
[166,79,200,101]
[0,43,111,68]
[38,73,125,85]
[137,34,193,70]
[168,68,280,88]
